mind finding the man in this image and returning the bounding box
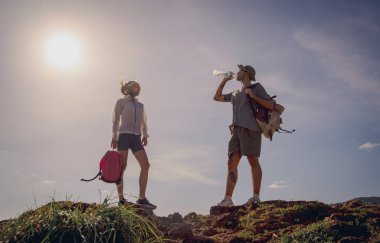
[213,65,275,206]
[111,81,156,209]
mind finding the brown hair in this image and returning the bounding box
[120,80,138,96]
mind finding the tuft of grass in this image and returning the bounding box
[0,200,164,243]
[235,229,256,240]
[280,221,341,243]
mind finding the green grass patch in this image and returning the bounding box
[280,221,341,243]
[0,201,164,243]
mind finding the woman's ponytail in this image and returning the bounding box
[120,80,137,96]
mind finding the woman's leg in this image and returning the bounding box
[117,150,129,199]
[133,150,150,199]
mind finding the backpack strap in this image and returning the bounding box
[277,127,295,134]
[247,83,259,110]
[80,169,101,182]
[247,83,269,123]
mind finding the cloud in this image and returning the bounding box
[359,142,380,151]
[149,143,223,186]
[268,180,289,190]
[41,180,56,184]
[101,190,110,194]
[293,27,380,98]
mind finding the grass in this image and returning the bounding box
[280,221,341,243]
[0,197,164,243]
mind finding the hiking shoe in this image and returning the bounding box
[118,197,128,206]
[217,198,234,207]
[136,198,157,210]
[246,196,261,204]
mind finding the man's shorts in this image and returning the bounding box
[118,133,144,153]
[228,126,262,158]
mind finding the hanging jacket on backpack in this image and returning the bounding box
[248,83,294,141]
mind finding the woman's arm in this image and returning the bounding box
[141,109,149,146]
[112,99,123,141]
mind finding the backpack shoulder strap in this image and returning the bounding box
[247,83,270,123]
[248,83,261,110]
[80,169,101,182]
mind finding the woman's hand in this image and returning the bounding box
[111,139,118,149]
[142,137,148,146]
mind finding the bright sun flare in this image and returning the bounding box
[43,32,82,69]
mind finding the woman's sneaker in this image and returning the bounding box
[136,197,157,210]
[217,198,234,207]
[118,197,128,206]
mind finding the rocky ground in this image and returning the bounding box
[155,200,380,242]
[0,199,379,242]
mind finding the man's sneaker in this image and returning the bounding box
[136,197,157,210]
[217,198,234,207]
[246,196,261,204]
[118,197,128,206]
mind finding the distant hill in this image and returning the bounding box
[1,199,379,242]
[352,196,380,205]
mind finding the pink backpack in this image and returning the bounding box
[81,150,123,184]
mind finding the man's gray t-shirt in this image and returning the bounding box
[224,82,273,132]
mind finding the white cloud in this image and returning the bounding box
[101,189,110,194]
[42,180,56,184]
[260,72,295,95]
[268,180,289,190]
[149,143,223,186]
[293,28,380,97]
[359,142,380,151]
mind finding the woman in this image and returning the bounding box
[111,81,156,209]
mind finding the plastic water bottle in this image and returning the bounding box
[212,69,235,79]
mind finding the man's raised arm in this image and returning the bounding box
[213,77,232,102]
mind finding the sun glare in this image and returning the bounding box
[43,32,82,69]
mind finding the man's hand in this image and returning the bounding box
[111,139,118,149]
[142,137,148,146]
[246,89,275,110]
[245,88,254,98]
[222,74,233,82]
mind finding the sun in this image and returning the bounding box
[43,32,82,69]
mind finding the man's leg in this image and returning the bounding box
[225,151,242,197]
[117,150,128,199]
[247,155,262,196]
[133,150,150,199]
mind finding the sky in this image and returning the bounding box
[0,0,380,219]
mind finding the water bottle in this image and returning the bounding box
[212,69,236,79]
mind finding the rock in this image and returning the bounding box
[182,236,214,243]
[328,213,357,222]
[343,200,364,208]
[210,205,247,215]
[213,213,239,229]
[337,236,368,243]
[184,212,198,221]
[202,227,218,236]
[168,212,183,223]
[167,223,193,239]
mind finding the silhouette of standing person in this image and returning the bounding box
[111,81,156,209]
[213,65,275,206]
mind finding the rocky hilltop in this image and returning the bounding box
[0,199,379,242]
[351,197,380,205]
[159,200,380,242]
